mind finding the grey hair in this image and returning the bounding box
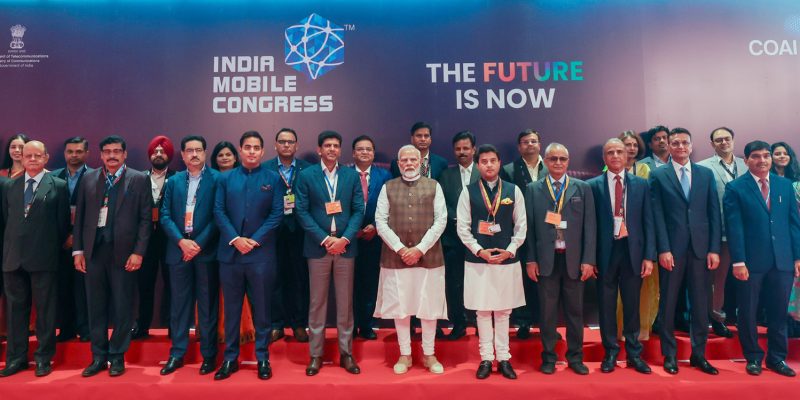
[603,138,625,150]
[397,144,421,160]
[544,142,569,157]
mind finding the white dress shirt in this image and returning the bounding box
[375,180,447,255]
[606,170,627,215]
[456,179,527,257]
[23,170,46,194]
[459,163,474,187]
[524,156,543,181]
[672,160,692,188]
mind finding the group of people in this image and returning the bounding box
[0,122,798,381]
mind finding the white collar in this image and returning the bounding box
[24,170,46,183]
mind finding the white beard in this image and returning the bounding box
[402,168,420,181]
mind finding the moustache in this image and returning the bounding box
[107,159,119,162]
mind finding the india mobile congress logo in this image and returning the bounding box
[10,24,25,49]
[284,13,344,80]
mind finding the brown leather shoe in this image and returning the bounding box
[293,327,309,343]
[340,354,361,374]
[306,357,322,376]
[270,329,285,343]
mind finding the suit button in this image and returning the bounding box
[408,217,413,220]
[408,204,412,208]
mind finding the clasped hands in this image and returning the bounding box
[233,237,260,255]
[398,247,423,266]
[525,261,597,282]
[478,248,513,265]
[323,236,348,255]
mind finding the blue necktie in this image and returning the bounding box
[24,178,35,213]
[680,166,690,199]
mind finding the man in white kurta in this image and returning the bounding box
[374,145,448,374]
[457,145,527,380]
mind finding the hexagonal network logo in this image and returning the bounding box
[284,13,345,80]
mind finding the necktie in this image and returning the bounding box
[614,175,623,216]
[680,166,690,199]
[552,180,564,244]
[359,171,368,203]
[24,178,35,213]
[760,178,770,210]
[421,158,429,178]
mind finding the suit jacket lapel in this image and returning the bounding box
[469,166,480,184]
[599,174,612,219]
[516,159,531,185]
[115,169,132,215]
[744,173,769,213]
[666,163,688,203]
[563,177,578,205]
[31,175,52,212]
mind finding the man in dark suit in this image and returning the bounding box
[0,141,70,378]
[351,135,391,340]
[265,128,311,343]
[158,135,221,376]
[650,127,721,375]
[390,121,448,180]
[73,135,152,377]
[295,130,365,376]
[213,131,284,380]
[49,136,92,342]
[437,130,479,340]
[135,135,176,339]
[724,140,800,377]
[525,142,596,375]
[588,138,654,374]
[500,128,548,339]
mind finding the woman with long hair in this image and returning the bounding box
[0,133,31,178]
[771,142,800,181]
[210,141,240,172]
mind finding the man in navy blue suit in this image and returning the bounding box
[213,131,284,381]
[265,128,312,344]
[295,130,365,376]
[650,127,721,375]
[588,138,654,374]
[724,140,800,377]
[351,135,391,340]
[390,121,448,180]
[158,135,220,376]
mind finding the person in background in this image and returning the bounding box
[771,142,799,181]
[638,126,670,171]
[0,133,30,179]
[390,122,448,180]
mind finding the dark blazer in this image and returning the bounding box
[73,167,152,264]
[214,165,284,264]
[588,171,656,276]
[2,173,70,272]
[526,176,597,279]
[649,162,721,258]
[724,173,800,273]
[50,165,92,205]
[295,163,365,259]
[160,168,220,265]
[263,157,312,232]
[352,165,391,227]
[146,168,176,212]
[438,164,480,248]
[501,157,548,189]
[390,152,448,180]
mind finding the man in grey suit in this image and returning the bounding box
[73,135,152,377]
[697,127,746,339]
[0,141,70,378]
[638,125,671,171]
[295,130,365,376]
[650,128,721,375]
[525,143,597,375]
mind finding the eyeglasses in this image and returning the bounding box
[713,137,732,143]
[354,147,374,153]
[23,153,46,160]
[520,140,540,145]
[670,140,691,148]
[547,156,569,163]
[277,140,296,146]
[183,148,204,154]
[101,149,125,156]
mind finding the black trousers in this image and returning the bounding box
[539,252,585,364]
[271,224,308,330]
[85,242,137,362]
[168,259,219,360]
[443,244,467,328]
[597,239,643,357]
[3,269,57,364]
[138,230,170,332]
[737,267,793,366]
[658,247,710,357]
[354,236,381,331]
[56,250,89,338]
[511,245,540,327]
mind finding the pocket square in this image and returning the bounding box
[261,184,272,191]
[500,197,514,205]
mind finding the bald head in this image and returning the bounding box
[23,140,49,175]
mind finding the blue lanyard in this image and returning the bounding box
[279,164,295,189]
[323,170,337,200]
[548,176,567,209]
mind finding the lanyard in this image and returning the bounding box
[545,175,569,214]
[186,169,203,206]
[323,168,338,201]
[279,164,295,192]
[612,174,627,218]
[719,159,737,180]
[479,179,502,222]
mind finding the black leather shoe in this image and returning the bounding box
[34,361,53,377]
[601,354,617,373]
[663,356,679,375]
[447,325,467,341]
[689,355,718,375]
[516,324,531,339]
[0,361,29,377]
[476,360,492,379]
[160,357,183,375]
[269,329,285,344]
[435,327,446,339]
[214,360,239,380]
[81,360,108,377]
[568,362,589,375]
[745,360,762,376]
[109,359,125,377]
[357,327,377,340]
[498,360,517,379]
[56,333,77,342]
[711,320,734,338]
[293,327,309,343]
[340,354,361,374]
[627,357,652,374]
[131,328,150,340]
[766,361,796,377]
[199,358,216,375]
[306,357,322,376]
[257,360,272,380]
[79,335,91,343]
[540,362,556,375]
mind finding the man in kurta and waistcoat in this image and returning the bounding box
[374,145,448,374]
[457,144,527,380]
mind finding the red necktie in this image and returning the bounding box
[359,171,369,203]
[614,175,623,217]
[760,178,770,210]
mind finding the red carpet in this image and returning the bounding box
[1,327,798,399]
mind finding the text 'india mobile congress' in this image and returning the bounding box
[426,62,584,110]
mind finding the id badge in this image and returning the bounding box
[184,204,195,233]
[284,194,296,215]
[478,220,494,236]
[614,216,628,238]
[489,224,502,233]
[152,207,159,222]
[98,206,108,227]
[70,205,76,225]
[325,200,343,215]
[545,211,561,226]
